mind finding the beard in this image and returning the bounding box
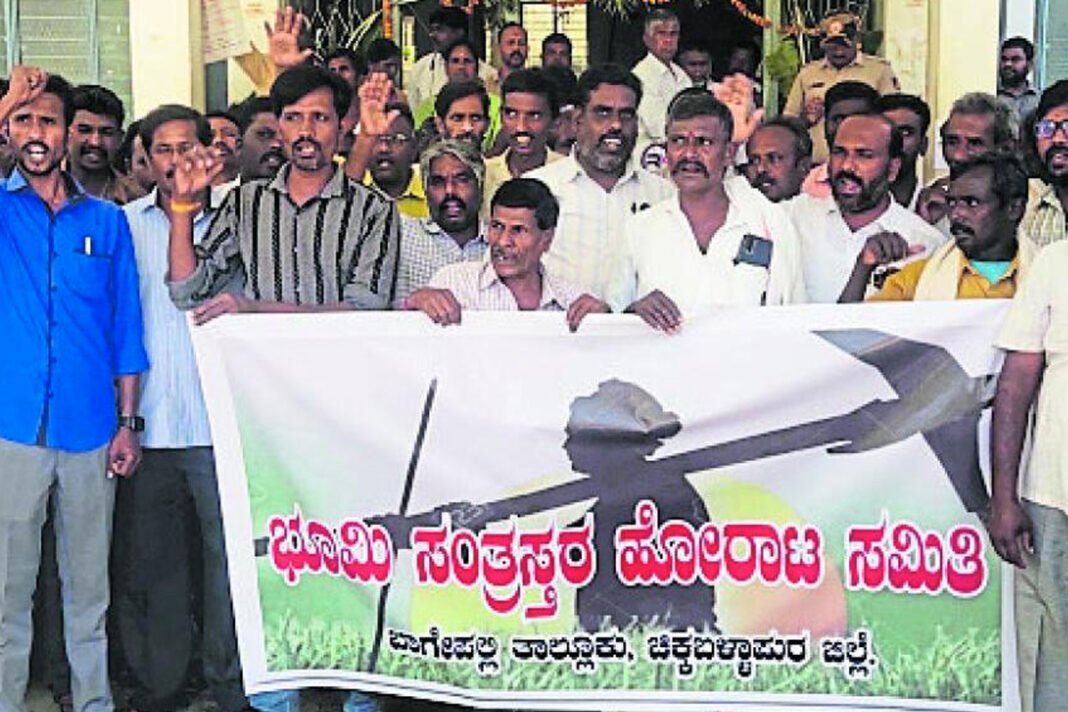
[832,169,892,214]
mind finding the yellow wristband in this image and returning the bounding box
[170,199,203,214]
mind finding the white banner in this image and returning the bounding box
[192,301,1018,711]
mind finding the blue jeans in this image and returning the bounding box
[250,690,381,712]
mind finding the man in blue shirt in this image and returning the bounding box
[0,66,148,712]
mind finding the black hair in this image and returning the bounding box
[876,93,932,134]
[949,153,1028,208]
[205,110,240,130]
[543,66,580,107]
[429,6,468,31]
[71,84,125,126]
[366,38,401,64]
[542,32,572,53]
[443,36,479,64]
[42,74,75,127]
[114,118,140,172]
[1001,36,1034,61]
[501,68,559,118]
[138,104,212,152]
[498,21,526,41]
[386,101,415,130]
[824,81,879,117]
[491,177,560,230]
[1024,80,1068,175]
[323,47,366,75]
[270,64,353,119]
[665,88,734,141]
[232,96,275,135]
[434,80,490,120]
[577,64,643,109]
[676,39,711,58]
[750,115,813,161]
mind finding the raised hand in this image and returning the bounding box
[265,6,313,71]
[0,66,49,116]
[713,74,764,145]
[359,73,402,137]
[173,145,225,203]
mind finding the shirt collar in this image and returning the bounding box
[1036,181,1065,213]
[6,167,87,203]
[267,163,347,199]
[476,257,565,308]
[421,217,487,244]
[564,152,646,189]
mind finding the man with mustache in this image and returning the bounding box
[342,75,428,219]
[604,91,806,331]
[998,37,1039,126]
[744,116,812,203]
[542,32,572,71]
[407,177,608,331]
[631,9,691,155]
[396,139,488,307]
[989,119,1068,709]
[787,113,945,303]
[527,64,675,298]
[482,69,563,216]
[496,22,529,88]
[1017,81,1068,261]
[917,92,1018,227]
[784,11,898,164]
[839,153,1026,303]
[799,80,879,199]
[414,40,503,152]
[231,96,286,183]
[111,104,247,712]
[0,65,147,712]
[66,84,143,203]
[167,64,399,322]
[205,110,241,188]
[877,93,930,211]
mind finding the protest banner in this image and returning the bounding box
[191,301,1017,710]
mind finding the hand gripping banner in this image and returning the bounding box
[191,301,1018,711]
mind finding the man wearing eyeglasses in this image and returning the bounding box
[1019,80,1068,263]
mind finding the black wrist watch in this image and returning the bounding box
[117,415,145,433]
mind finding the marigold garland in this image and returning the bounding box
[727,0,772,28]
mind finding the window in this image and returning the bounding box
[519,0,588,73]
[1037,0,1068,86]
[1,0,132,120]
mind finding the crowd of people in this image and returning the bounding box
[1,4,1066,712]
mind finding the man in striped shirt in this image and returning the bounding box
[166,64,400,320]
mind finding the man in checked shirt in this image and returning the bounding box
[166,64,400,320]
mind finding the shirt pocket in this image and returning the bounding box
[729,263,772,306]
[64,249,112,300]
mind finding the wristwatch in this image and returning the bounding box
[117,415,145,433]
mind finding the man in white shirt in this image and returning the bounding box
[407,6,497,111]
[605,91,806,331]
[631,9,692,156]
[116,105,246,712]
[789,113,945,302]
[527,64,676,298]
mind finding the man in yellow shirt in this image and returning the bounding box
[839,153,1027,302]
